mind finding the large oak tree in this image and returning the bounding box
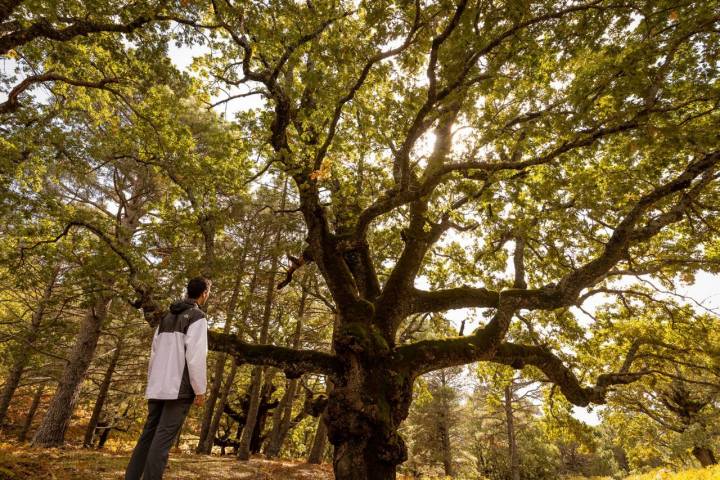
[192,1,720,478]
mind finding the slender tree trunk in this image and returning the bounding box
[197,354,226,450]
[265,384,287,457]
[612,445,630,473]
[207,362,239,452]
[308,415,328,464]
[439,371,453,478]
[96,403,130,448]
[198,238,266,454]
[251,371,278,453]
[196,253,247,452]
[0,267,58,425]
[0,359,28,428]
[237,366,265,460]
[32,294,112,447]
[505,384,520,480]
[18,383,44,442]
[83,337,123,447]
[308,314,337,466]
[237,182,286,461]
[265,377,300,458]
[265,283,307,458]
[692,446,717,467]
[197,344,228,449]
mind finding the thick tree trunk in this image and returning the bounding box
[692,446,717,467]
[83,337,123,447]
[326,358,413,479]
[311,307,416,480]
[18,383,44,442]
[0,267,58,426]
[308,415,328,464]
[32,294,111,447]
[505,384,520,480]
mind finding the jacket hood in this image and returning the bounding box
[169,299,198,314]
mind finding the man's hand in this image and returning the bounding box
[194,394,205,407]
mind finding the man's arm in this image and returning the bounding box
[185,316,208,405]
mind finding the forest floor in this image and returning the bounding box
[2,442,719,480]
[0,443,334,480]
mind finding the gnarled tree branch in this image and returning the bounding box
[0,73,119,114]
[0,11,158,55]
[208,330,342,380]
[404,151,719,315]
[408,286,500,315]
[491,342,646,407]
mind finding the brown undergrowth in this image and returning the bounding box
[0,442,333,480]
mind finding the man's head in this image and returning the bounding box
[187,277,212,305]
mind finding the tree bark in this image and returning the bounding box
[692,446,717,467]
[237,366,264,460]
[237,182,286,461]
[265,282,308,458]
[198,237,266,454]
[32,294,112,447]
[207,361,238,451]
[0,266,59,426]
[83,336,123,447]
[612,445,630,473]
[96,403,130,448]
[264,378,299,458]
[326,344,413,479]
[439,370,454,478]
[18,383,44,442]
[308,415,328,464]
[505,384,520,480]
[196,253,247,453]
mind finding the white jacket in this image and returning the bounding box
[146,299,207,400]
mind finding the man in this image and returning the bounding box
[125,277,211,480]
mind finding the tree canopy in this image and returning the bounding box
[1,1,719,479]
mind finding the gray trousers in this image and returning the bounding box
[125,398,193,480]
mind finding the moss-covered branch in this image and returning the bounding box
[392,306,514,376]
[393,327,645,408]
[208,330,342,379]
[409,286,500,314]
[492,342,646,407]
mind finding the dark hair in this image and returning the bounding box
[187,277,211,299]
